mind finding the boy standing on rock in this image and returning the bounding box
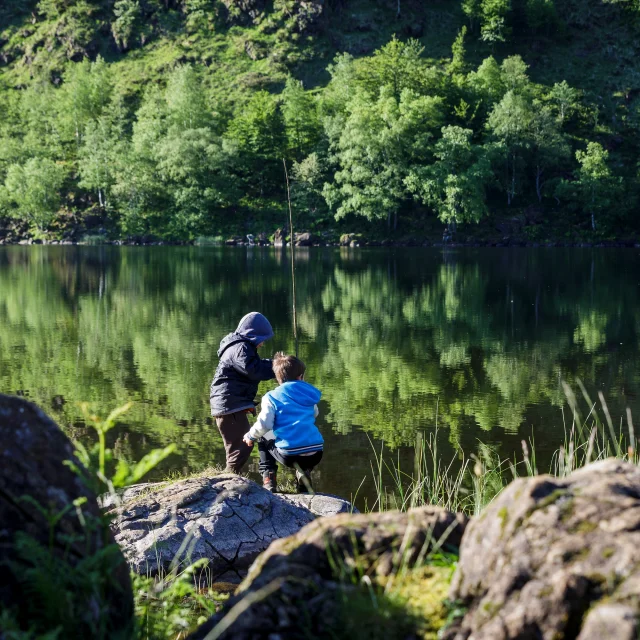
[242,352,324,493]
[210,312,276,473]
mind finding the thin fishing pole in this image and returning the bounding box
[282,158,298,358]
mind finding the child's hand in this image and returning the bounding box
[243,435,254,447]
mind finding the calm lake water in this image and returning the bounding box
[1,246,639,507]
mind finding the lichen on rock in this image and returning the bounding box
[443,459,640,640]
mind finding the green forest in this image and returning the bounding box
[1,0,640,242]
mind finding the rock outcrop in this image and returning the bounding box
[293,0,324,32]
[109,474,355,581]
[294,231,320,246]
[339,232,355,246]
[188,505,467,639]
[443,459,640,640]
[220,0,267,25]
[0,394,133,638]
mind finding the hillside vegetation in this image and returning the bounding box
[1,0,640,242]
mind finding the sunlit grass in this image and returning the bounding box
[367,381,639,517]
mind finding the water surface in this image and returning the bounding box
[1,246,639,507]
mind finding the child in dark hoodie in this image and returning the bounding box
[242,352,323,493]
[210,312,276,473]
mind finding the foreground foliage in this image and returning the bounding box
[0,402,220,640]
[2,381,638,638]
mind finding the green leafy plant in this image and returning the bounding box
[133,559,224,640]
[72,402,176,495]
[0,401,219,640]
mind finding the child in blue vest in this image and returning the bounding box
[243,352,323,493]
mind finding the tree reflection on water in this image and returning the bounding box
[1,246,638,503]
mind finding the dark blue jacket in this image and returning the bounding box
[209,312,275,417]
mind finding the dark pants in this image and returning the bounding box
[216,411,252,473]
[258,437,323,476]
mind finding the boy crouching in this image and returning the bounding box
[243,352,323,493]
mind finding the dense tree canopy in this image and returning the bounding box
[1,158,66,231]
[1,0,640,240]
[406,125,494,225]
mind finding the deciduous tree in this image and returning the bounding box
[282,78,321,161]
[405,125,494,226]
[487,90,534,204]
[57,57,113,144]
[1,158,66,231]
[480,0,511,45]
[323,87,443,228]
[573,142,617,231]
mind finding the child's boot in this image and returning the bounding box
[263,471,277,493]
[295,469,313,493]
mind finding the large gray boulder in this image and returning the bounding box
[188,505,468,640]
[443,459,640,640]
[109,474,355,581]
[0,394,133,638]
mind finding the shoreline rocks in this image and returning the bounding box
[443,459,640,640]
[188,459,640,640]
[108,474,356,582]
[189,505,468,640]
[294,231,320,246]
[280,491,357,517]
[3,236,640,248]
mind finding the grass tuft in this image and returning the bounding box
[367,383,639,518]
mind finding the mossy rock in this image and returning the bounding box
[445,460,640,640]
[378,565,454,639]
[188,505,467,639]
[0,394,134,639]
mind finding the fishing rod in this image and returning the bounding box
[282,158,299,358]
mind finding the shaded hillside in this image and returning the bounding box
[0,1,465,97]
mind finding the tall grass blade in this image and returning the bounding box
[598,391,621,457]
